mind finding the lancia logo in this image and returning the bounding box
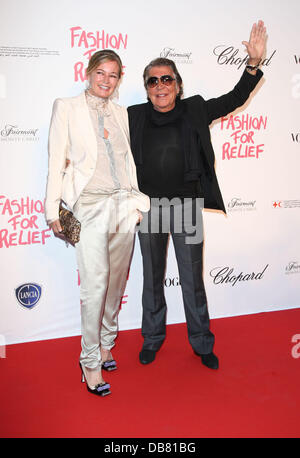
[15,283,42,309]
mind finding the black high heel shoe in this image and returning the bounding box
[102,359,117,371]
[79,363,111,396]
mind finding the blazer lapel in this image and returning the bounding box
[109,101,130,145]
[73,92,98,162]
[109,100,140,191]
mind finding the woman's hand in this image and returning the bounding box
[242,20,267,65]
[49,219,63,234]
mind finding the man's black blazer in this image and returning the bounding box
[128,69,263,213]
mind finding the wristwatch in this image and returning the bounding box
[246,64,260,71]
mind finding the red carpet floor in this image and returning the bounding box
[0,308,299,438]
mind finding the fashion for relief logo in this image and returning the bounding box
[220,114,267,160]
[291,334,300,359]
[70,26,128,82]
[0,196,52,248]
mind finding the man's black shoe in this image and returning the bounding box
[139,349,156,365]
[195,351,219,369]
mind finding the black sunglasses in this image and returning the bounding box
[146,75,175,88]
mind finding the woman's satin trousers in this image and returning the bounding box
[74,190,137,370]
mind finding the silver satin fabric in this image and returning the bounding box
[98,111,121,190]
[72,94,139,370]
[73,189,137,370]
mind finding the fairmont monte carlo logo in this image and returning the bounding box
[160,47,192,64]
[227,197,257,212]
[1,124,39,142]
[285,262,300,275]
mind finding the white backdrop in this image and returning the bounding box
[1,0,299,345]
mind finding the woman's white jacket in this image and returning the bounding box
[45,92,150,223]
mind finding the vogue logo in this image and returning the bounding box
[227,197,256,212]
[15,283,42,309]
[164,276,181,287]
[213,46,276,69]
[291,133,300,143]
[210,265,268,287]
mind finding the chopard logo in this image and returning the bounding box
[210,265,269,286]
[213,46,276,69]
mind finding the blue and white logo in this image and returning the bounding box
[15,283,42,309]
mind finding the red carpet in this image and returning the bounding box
[0,308,299,438]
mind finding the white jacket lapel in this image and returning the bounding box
[73,92,98,162]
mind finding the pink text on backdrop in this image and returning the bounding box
[220,114,267,160]
[119,295,128,309]
[0,196,51,248]
[70,26,128,82]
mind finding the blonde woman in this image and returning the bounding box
[45,50,149,396]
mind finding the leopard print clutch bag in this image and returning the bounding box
[59,202,81,245]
